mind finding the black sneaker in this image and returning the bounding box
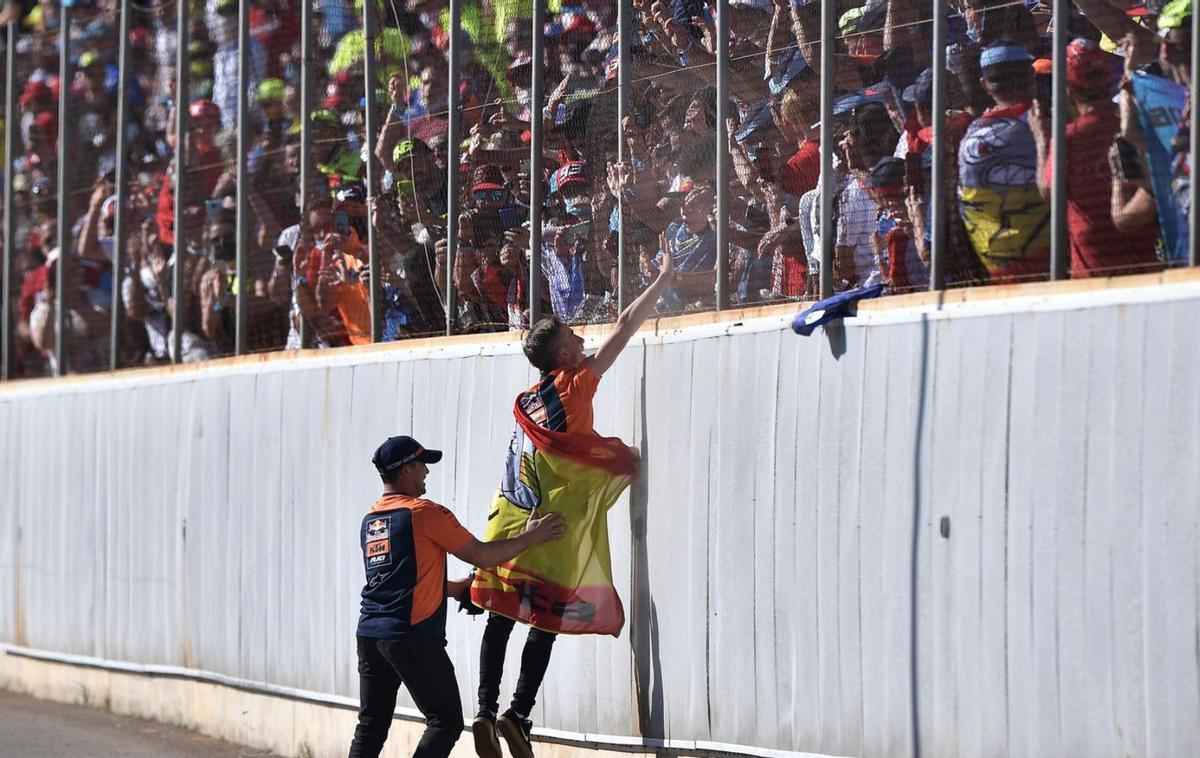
[472,710,502,758]
[496,709,534,758]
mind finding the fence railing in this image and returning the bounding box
[0,0,1196,379]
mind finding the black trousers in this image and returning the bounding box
[477,613,557,718]
[348,636,464,758]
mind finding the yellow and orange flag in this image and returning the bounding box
[470,396,638,636]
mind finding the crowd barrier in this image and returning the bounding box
[2,274,1199,757]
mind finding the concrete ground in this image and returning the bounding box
[0,691,283,757]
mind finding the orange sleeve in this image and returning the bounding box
[418,503,474,553]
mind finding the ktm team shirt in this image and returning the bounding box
[356,494,472,642]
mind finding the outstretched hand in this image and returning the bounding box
[655,232,675,280]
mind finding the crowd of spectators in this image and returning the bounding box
[0,0,1193,376]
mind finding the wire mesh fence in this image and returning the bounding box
[0,0,1195,378]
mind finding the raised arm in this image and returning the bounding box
[77,181,111,262]
[376,75,407,174]
[789,2,822,81]
[588,243,676,376]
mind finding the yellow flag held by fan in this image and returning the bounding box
[470,394,638,636]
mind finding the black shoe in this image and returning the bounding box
[472,710,502,758]
[496,709,534,758]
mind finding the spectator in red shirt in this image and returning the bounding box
[757,86,821,297]
[1032,38,1161,278]
[156,99,227,250]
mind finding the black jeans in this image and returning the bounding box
[477,613,557,718]
[348,636,464,758]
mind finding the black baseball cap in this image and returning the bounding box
[372,436,442,474]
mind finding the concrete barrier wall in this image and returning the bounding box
[2,278,1199,758]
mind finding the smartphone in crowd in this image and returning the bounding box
[497,206,522,230]
[332,209,351,236]
[1114,136,1144,182]
[1034,73,1052,115]
[904,151,924,190]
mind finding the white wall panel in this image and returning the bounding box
[4,282,1200,757]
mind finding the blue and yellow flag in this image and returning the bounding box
[470,396,637,636]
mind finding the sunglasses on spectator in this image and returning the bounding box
[474,189,506,202]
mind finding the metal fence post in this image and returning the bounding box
[363,0,381,342]
[110,0,132,370]
[528,0,545,325]
[298,0,313,347]
[171,0,189,363]
[616,0,630,312]
[929,0,947,291]
[714,0,729,310]
[2,21,15,380]
[234,0,250,353]
[818,0,835,299]
[54,4,71,375]
[445,0,460,335]
[1049,0,1068,280]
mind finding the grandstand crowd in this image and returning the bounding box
[1,0,1193,375]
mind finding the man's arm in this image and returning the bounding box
[77,181,110,262]
[588,242,676,376]
[452,509,567,568]
[1030,100,1053,202]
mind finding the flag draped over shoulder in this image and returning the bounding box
[469,395,637,636]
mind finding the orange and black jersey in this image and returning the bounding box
[357,494,472,642]
[519,361,601,435]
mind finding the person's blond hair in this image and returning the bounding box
[779,90,808,135]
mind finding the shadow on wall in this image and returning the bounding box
[909,313,931,758]
[825,320,848,359]
[631,350,666,739]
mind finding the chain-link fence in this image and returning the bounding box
[1,0,1196,378]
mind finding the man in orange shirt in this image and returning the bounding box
[349,436,566,758]
[473,248,676,758]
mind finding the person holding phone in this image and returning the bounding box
[1031,38,1160,278]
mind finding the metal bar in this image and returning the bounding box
[54,4,71,375]
[171,0,189,363]
[818,0,834,299]
[714,0,729,310]
[110,1,132,370]
[2,21,16,379]
[1049,0,1068,280]
[1191,3,1199,266]
[445,0,460,335]
[234,0,249,353]
[298,0,313,347]
[363,0,381,342]
[615,0,631,312]
[928,0,947,291]
[528,0,545,325]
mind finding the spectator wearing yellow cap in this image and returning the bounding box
[256,77,291,146]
